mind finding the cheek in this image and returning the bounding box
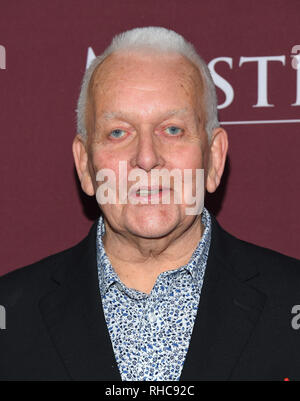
[91,149,120,172]
[169,146,203,170]
[90,149,130,196]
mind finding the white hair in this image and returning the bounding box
[76,26,219,142]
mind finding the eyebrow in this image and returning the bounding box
[101,108,188,121]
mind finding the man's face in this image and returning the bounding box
[83,51,210,239]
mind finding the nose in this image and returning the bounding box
[130,129,164,172]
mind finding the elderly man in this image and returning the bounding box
[0,27,300,381]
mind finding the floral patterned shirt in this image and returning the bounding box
[96,207,212,381]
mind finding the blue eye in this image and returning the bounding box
[109,129,126,138]
[165,126,182,135]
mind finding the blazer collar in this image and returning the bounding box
[180,213,267,380]
[39,213,266,381]
[39,219,121,380]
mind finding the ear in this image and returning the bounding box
[206,127,228,193]
[72,134,95,196]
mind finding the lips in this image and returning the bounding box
[128,185,171,202]
[136,187,162,196]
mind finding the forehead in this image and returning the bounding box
[90,51,204,115]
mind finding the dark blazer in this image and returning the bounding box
[1,214,300,381]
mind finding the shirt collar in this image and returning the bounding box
[96,207,212,297]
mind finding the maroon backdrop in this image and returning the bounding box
[0,0,299,276]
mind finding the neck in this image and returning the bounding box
[102,215,204,294]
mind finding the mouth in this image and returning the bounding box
[129,186,171,202]
[136,187,162,196]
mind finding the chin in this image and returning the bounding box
[124,204,181,239]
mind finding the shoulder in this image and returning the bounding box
[0,220,97,305]
[227,229,300,276]
[213,217,300,301]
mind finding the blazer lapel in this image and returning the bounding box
[180,215,267,381]
[39,220,121,381]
